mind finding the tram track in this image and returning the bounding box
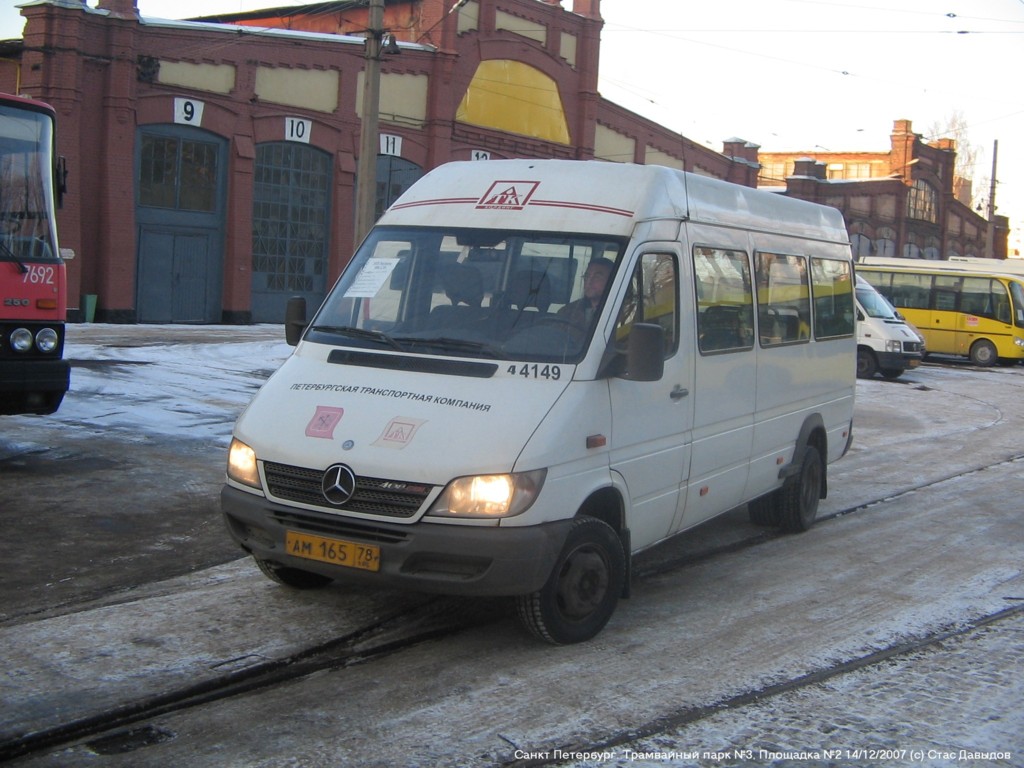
[501,602,1024,767]
[4,443,1022,764]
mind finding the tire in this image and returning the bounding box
[856,348,877,379]
[747,492,781,527]
[879,368,904,380]
[777,446,823,533]
[969,339,998,367]
[254,556,333,589]
[515,517,625,645]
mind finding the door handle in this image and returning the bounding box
[670,385,689,400]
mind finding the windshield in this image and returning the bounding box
[856,283,900,320]
[0,103,58,263]
[1010,280,1024,329]
[309,227,626,364]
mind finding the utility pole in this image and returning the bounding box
[985,139,998,259]
[354,0,385,248]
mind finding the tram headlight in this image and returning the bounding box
[10,327,33,352]
[35,327,59,353]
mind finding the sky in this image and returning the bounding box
[2,0,1022,250]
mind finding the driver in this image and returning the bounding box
[558,257,613,328]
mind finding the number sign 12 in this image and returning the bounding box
[174,98,204,126]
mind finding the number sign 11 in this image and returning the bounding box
[174,98,205,126]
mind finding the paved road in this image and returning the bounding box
[2,327,1022,767]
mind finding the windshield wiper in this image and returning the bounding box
[0,240,29,273]
[310,325,405,352]
[403,337,500,358]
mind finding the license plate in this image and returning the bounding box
[285,531,380,572]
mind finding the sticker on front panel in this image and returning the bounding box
[305,406,344,439]
[372,417,426,449]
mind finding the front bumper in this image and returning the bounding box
[0,359,70,415]
[875,350,921,370]
[221,485,572,597]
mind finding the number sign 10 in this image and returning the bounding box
[174,98,205,126]
[285,117,312,144]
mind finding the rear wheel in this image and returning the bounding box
[516,517,625,645]
[778,446,823,533]
[254,556,333,589]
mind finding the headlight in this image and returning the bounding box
[1014,337,1024,349]
[35,327,59,353]
[428,469,546,519]
[886,340,902,353]
[10,328,33,352]
[227,438,262,488]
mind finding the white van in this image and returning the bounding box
[854,274,924,379]
[222,160,856,644]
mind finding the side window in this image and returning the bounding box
[887,271,930,309]
[810,258,855,339]
[933,276,961,311]
[613,252,678,357]
[693,246,754,354]
[960,277,1007,322]
[756,252,811,346]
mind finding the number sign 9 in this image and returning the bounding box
[174,98,205,126]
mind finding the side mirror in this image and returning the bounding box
[285,296,307,346]
[621,323,664,381]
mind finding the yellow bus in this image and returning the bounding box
[857,258,1024,366]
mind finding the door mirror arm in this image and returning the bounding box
[285,296,308,346]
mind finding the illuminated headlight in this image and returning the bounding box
[35,327,59,353]
[10,327,33,352]
[227,438,262,489]
[428,469,546,519]
[1014,337,1024,349]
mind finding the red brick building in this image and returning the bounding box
[760,119,1009,262]
[1,0,1008,322]
[0,0,753,323]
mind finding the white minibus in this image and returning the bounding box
[854,274,924,379]
[223,160,856,644]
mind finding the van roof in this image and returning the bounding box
[381,159,850,244]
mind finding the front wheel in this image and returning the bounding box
[856,348,878,379]
[969,339,998,366]
[516,517,625,645]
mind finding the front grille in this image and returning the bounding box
[268,507,410,544]
[263,461,433,519]
[903,341,924,353]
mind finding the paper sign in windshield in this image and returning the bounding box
[344,258,400,298]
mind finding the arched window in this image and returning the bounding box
[251,142,332,322]
[850,232,873,258]
[907,180,937,223]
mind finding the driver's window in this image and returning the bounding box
[614,252,678,356]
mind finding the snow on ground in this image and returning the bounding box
[55,324,292,444]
